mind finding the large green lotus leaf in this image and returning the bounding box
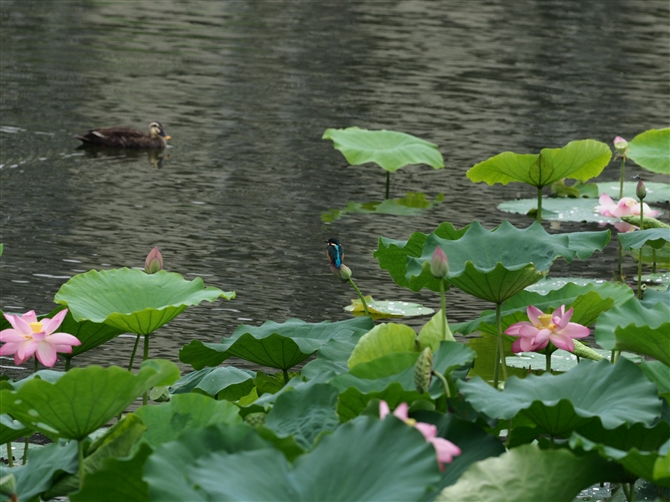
[147,416,440,501]
[459,358,660,435]
[54,268,235,335]
[347,322,416,369]
[264,383,340,450]
[453,281,631,336]
[640,360,670,403]
[322,127,444,172]
[0,413,32,444]
[322,192,444,222]
[374,222,469,291]
[0,440,78,502]
[404,221,610,299]
[467,139,611,188]
[135,393,241,448]
[595,294,670,366]
[144,423,274,502]
[0,359,179,440]
[70,442,152,502]
[436,443,611,502]
[570,428,670,487]
[619,228,670,250]
[301,325,369,380]
[180,317,373,370]
[169,366,256,400]
[498,197,663,222]
[628,128,670,174]
[337,383,424,422]
[597,180,670,203]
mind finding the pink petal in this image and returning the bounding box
[414,422,438,441]
[518,325,540,339]
[379,401,390,419]
[41,309,68,335]
[0,329,28,343]
[5,314,33,336]
[393,403,409,421]
[21,311,38,324]
[533,328,552,346]
[559,323,590,339]
[550,333,575,352]
[430,437,461,465]
[527,306,544,325]
[0,342,21,355]
[598,193,614,207]
[504,321,533,336]
[36,342,57,367]
[554,306,572,329]
[511,338,524,353]
[14,353,28,365]
[45,332,81,346]
[53,344,74,354]
[17,340,38,361]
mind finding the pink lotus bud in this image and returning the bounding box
[613,136,628,155]
[145,247,163,274]
[430,247,449,279]
[636,179,647,200]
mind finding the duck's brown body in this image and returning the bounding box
[76,121,170,149]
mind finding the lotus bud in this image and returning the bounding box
[331,263,352,281]
[0,474,16,497]
[430,247,449,279]
[414,347,433,394]
[145,246,163,274]
[244,412,267,427]
[613,136,628,155]
[636,179,647,200]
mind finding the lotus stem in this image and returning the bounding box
[127,334,141,371]
[142,334,150,406]
[5,442,12,467]
[536,187,543,223]
[33,357,38,374]
[22,437,28,464]
[65,356,72,372]
[621,481,633,502]
[431,369,451,398]
[652,248,657,273]
[545,349,551,373]
[347,278,370,317]
[619,158,626,199]
[493,302,508,388]
[617,239,624,282]
[282,369,290,386]
[637,203,644,300]
[78,440,85,491]
[385,171,390,200]
[439,279,448,341]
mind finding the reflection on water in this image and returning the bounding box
[0,0,668,372]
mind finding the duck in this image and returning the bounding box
[76,121,171,149]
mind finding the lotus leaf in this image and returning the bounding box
[467,139,611,188]
[344,297,434,319]
[0,359,179,440]
[619,228,670,250]
[627,128,670,174]
[597,180,670,203]
[322,192,444,222]
[417,309,455,352]
[640,360,670,403]
[347,322,416,369]
[402,221,610,301]
[146,416,440,501]
[595,293,670,366]
[54,268,235,335]
[498,197,663,222]
[180,317,373,371]
[322,127,444,172]
[459,358,660,435]
[0,414,32,444]
[437,443,612,502]
[169,366,256,400]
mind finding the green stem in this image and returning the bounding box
[652,248,657,274]
[33,357,38,374]
[78,440,85,491]
[348,278,370,317]
[432,370,451,398]
[65,356,72,372]
[617,238,624,281]
[439,279,448,341]
[621,481,634,502]
[142,334,150,406]
[282,368,290,386]
[536,187,543,223]
[6,442,13,467]
[127,334,141,371]
[619,158,626,200]
[385,171,390,200]
[545,349,552,373]
[493,302,507,388]
[637,203,644,300]
[22,436,28,464]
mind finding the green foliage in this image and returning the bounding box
[467,139,612,188]
[322,192,444,222]
[498,197,663,222]
[597,180,670,203]
[344,297,434,319]
[347,322,416,369]
[627,127,670,174]
[619,228,670,250]
[169,366,256,400]
[417,309,455,351]
[322,127,444,172]
[55,268,235,334]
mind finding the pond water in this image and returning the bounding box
[1,0,668,374]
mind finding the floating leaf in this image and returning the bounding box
[498,197,663,222]
[55,268,235,335]
[437,443,611,502]
[619,228,670,250]
[460,358,660,435]
[0,359,179,440]
[322,193,444,222]
[627,128,670,174]
[180,317,374,371]
[467,139,611,188]
[146,416,441,501]
[347,323,416,369]
[322,127,444,172]
[596,180,670,203]
[344,296,434,319]
[595,294,670,366]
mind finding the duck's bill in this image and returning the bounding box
[164,135,172,140]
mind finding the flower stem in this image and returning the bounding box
[348,278,370,317]
[65,356,72,372]
[6,442,13,467]
[432,370,451,398]
[385,171,390,200]
[545,349,552,373]
[142,334,150,406]
[536,186,543,223]
[282,368,290,386]
[637,203,644,300]
[493,302,507,388]
[127,334,141,371]
[619,158,626,199]
[439,279,448,341]
[22,436,29,464]
[78,439,85,491]
[33,357,38,374]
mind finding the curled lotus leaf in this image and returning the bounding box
[627,128,670,174]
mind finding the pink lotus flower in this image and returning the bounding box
[0,310,81,367]
[595,194,660,219]
[379,401,461,470]
[505,305,590,353]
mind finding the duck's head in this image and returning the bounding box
[149,121,171,140]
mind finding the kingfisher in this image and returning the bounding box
[325,238,344,269]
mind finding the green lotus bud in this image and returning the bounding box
[430,247,449,279]
[0,474,16,497]
[145,246,163,274]
[613,136,628,155]
[414,347,433,394]
[337,263,353,281]
[244,412,267,427]
[636,179,647,200]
